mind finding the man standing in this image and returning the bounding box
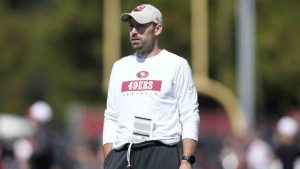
[102,4,200,169]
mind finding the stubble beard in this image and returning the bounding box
[132,41,155,57]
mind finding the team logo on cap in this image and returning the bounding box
[133,4,145,12]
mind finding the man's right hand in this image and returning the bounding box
[103,143,113,159]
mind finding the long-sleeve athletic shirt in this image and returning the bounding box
[103,49,200,149]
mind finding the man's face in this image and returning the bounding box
[128,18,156,52]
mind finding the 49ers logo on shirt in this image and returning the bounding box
[136,71,149,78]
[122,80,162,92]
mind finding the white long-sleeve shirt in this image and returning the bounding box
[103,49,200,149]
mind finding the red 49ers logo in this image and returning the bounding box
[133,4,145,12]
[121,80,162,92]
[136,71,149,78]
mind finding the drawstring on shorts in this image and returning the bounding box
[125,141,162,168]
[127,142,133,168]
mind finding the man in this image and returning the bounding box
[275,116,300,169]
[28,101,55,169]
[102,4,200,169]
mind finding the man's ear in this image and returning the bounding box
[154,24,163,36]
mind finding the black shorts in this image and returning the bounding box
[104,141,180,169]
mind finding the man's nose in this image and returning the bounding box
[130,27,138,34]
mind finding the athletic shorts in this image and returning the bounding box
[104,141,180,169]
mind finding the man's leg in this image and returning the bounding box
[132,144,180,169]
[104,150,127,169]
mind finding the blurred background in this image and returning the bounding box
[0,0,299,169]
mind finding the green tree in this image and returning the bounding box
[0,0,103,117]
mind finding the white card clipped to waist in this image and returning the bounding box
[132,116,153,143]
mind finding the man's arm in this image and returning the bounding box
[182,138,197,157]
[103,143,113,160]
[175,60,200,169]
[102,64,118,160]
[180,138,197,169]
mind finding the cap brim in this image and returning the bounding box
[120,13,150,24]
[120,13,131,22]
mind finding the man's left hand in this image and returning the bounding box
[179,160,192,169]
